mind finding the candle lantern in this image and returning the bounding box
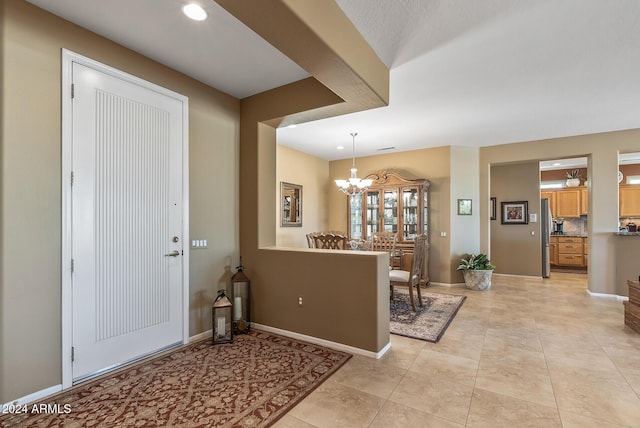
[231,258,251,334]
[212,290,233,344]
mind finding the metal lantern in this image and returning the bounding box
[212,289,233,344]
[231,258,251,334]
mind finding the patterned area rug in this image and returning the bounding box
[390,288,466,343]
[0,330,351,428]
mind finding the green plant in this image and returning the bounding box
[457,253,495,271]
[565,169,580,179]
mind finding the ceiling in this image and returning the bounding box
[26,0,640,161]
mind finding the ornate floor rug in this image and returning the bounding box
[0,330,351,428]
[390,288,466,343]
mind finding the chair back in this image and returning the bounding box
[409,234,428,285]
[306,233,317,248]
[371,232,397,253]
[312,233,348,250]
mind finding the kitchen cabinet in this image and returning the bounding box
[555,189,581,218]
[541,191,557,218]
[550,236,559,266]
[619,185,640,217]
[583,237,588,267]
[557,236,584,267]
[580,188,588,215]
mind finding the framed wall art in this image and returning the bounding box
[501,201,528,224]
[458,199,472,215]
[490,197,497,220]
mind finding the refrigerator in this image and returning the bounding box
[541,198,552,278]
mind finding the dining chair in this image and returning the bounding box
[312,233,348,250]
[371,231,398,268]
[389,234,428,311]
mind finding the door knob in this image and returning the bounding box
[164,250,180,257]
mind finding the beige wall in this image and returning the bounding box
[480,130,640,294]
[276,145,329,247]
[1,1,239,402]
[328,146,454,283]
[490,162,542,276]
[450,146,481,282]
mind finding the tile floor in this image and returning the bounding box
[274,273,640,427]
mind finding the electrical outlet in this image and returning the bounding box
[298,296,303,306]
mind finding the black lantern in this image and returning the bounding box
[231,258,251,334]
[212,290,233,344]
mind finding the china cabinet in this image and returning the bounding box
[347,170,430,247]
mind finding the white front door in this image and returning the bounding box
[71,62,184,381]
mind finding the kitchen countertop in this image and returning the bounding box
[550,233,587,238]
[614,231,640,236]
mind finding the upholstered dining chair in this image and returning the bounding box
[312,233,348,250]
[371,231,398,268]
[389,234,428,311]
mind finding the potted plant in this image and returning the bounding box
[565,169,581,187]
[457,253,495,290]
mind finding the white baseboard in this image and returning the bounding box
[493,273,541,280]
[587,290,629,301]
[252,323,391,359]
[429,281,465,287]
[2,384,62,408]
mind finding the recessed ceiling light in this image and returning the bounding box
[183,4,207,21]
[337,146,345,150]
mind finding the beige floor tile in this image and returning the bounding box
[287,380,385,428]
[388,371,473,425]
[329,355,406,399]
[558,410,629,428]
[479,337,548,372]
[484,327,542,352]
[475,364,556,408]
[271,413,317,428]
[369,401,463,428]
[466,389,561,428]
[409,348,478,387]
[380,334,425,369]
[423,332,485,361]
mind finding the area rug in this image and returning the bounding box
[0,330,351,428]
[390,288,466,343]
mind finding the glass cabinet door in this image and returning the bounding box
[383,190,398,233]
[402,187,419,241]
[349,195,363,240]
[365,190,380,238]
[423,189,429,240]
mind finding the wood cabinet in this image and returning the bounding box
[583,237,588,267]
[550,236,559,266]
[541,191,557,217]
[580,188,588,215]
[557,236,584,267]
[555,189,582,218]
[619,185,640,217]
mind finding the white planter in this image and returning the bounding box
[462,270,493,291]
[566,178,580,187]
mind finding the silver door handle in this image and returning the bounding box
[164,250,180,257]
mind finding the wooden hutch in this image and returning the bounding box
[347,170,430,281]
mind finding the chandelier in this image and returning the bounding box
[335,132,373,196]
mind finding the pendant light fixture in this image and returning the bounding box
[335,132,373,196]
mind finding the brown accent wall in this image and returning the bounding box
[490,162,542,276]
[1,1,239,402]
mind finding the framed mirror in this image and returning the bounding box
[280,182,302,227]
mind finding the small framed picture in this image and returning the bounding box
[457,199,472,215]
[490,197,497,220]
[501,201,528,224]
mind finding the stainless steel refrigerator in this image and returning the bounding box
[541,198,552,278]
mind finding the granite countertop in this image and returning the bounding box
[615,231,640,236]
[550,233,587,237]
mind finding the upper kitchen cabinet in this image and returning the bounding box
[580,188,588,215]
[556,188,582,218]
[541,191,558,217]
[619,185,640,217]
[347,170,430,245]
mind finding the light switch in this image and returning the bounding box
[440,231,447,237]
[530,213,537,222]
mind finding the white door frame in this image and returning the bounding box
[61,49,190,389]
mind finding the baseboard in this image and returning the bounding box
[2,384,62,409]
[429,281,465,287]
[252,323,391,359]
[189,329,212,343]
[493,273,541,280]
[587,290,629,301]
